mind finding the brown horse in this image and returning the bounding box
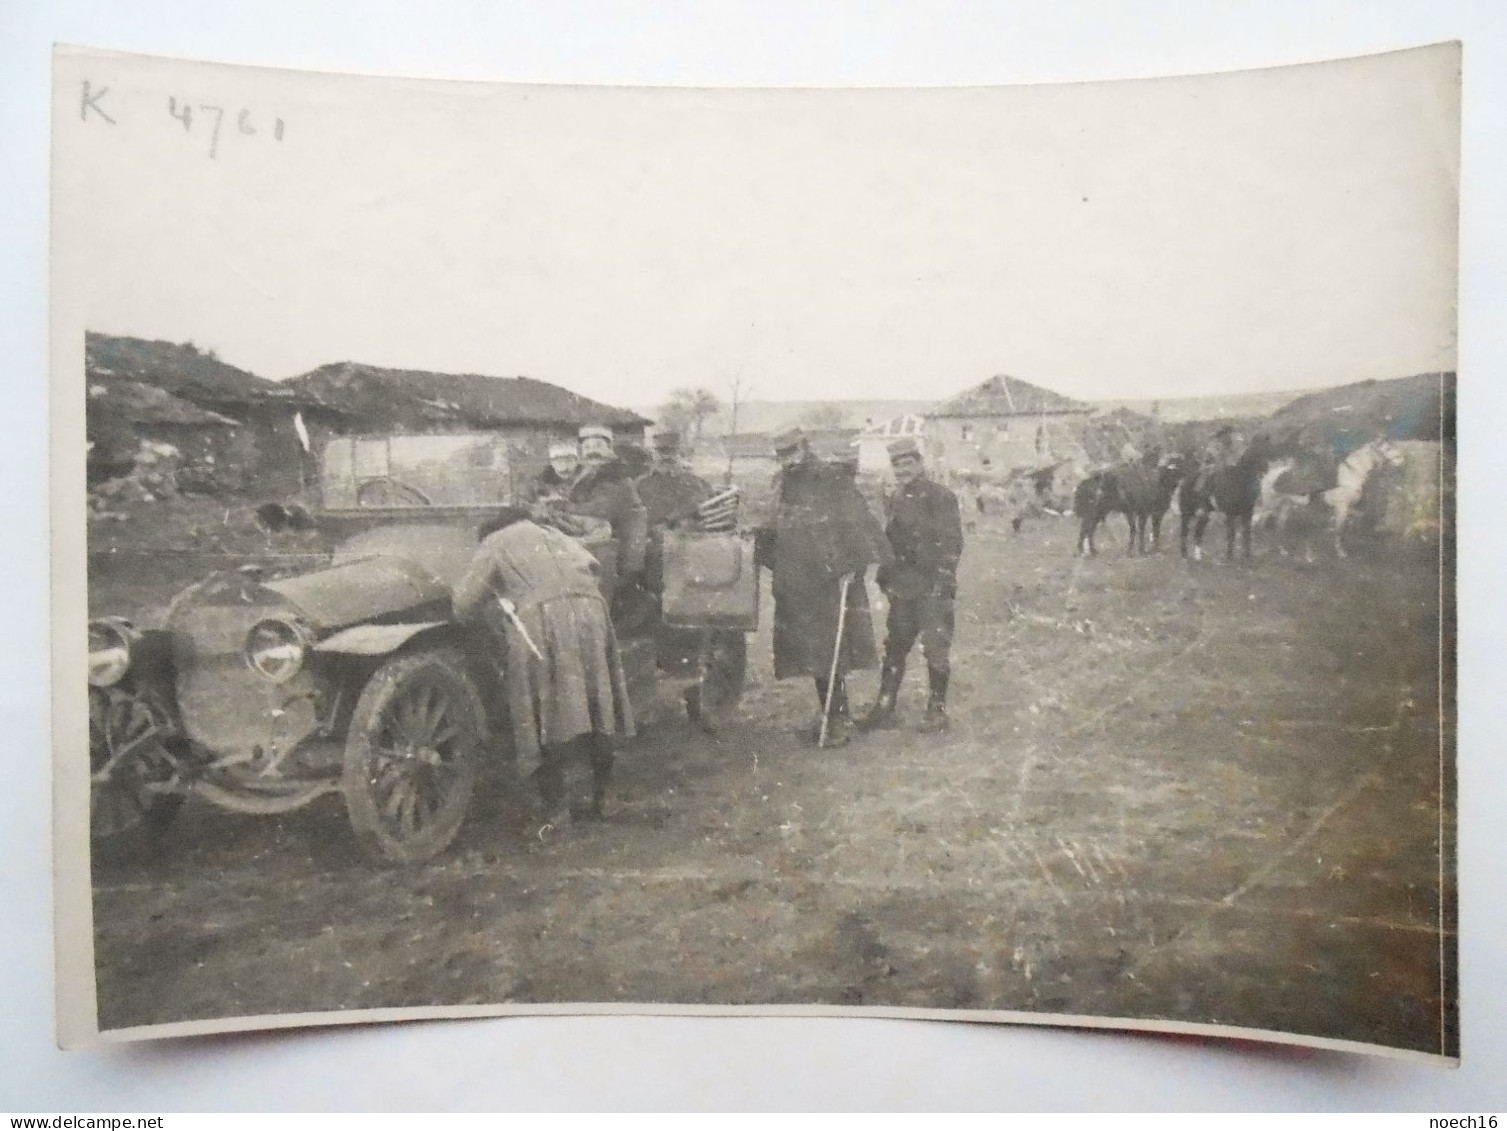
[1178,435,1276,562]
[1107,450,1187,555]
[1074,471,1120,556]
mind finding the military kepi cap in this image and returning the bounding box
[548,441,578,459]
[652,429,681,451]
[887,437,922,462]
[772,427,806,456]
[579,425,614,443]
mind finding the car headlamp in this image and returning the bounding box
[244,616,313,684]
[87,617,137,688]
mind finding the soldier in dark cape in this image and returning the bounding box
[755,429,890,747]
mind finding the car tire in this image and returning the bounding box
[342,647,485,865]
[89,685,186,849]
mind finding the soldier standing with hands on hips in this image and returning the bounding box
[859,437,964,734]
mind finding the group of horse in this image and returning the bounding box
[1072,435,1406,562]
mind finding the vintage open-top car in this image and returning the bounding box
[88,432,755,864]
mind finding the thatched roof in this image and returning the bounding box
[87,380,240,428]
[285,362,649,432]
[928,374,1093,418]
[85,333,318,410]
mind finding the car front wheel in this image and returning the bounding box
[342,647,485,865]
[89,685,186,843]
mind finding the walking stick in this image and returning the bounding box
[817,573,853,748]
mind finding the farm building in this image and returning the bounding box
[85,333,341,498]
[283,361,651,505]
[85,334,654,510]
[924,374,1095,475]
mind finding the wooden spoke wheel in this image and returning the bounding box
[355,477,433,508]
[692,629,748,733]
[342,648,484,865]
[89,686,185,841]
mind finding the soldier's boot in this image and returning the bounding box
[807,676,852,747]
[918,666,951,734]
[857,663,905,731]
[532,760,572,833]
[583,733,615,821]
[796,678,826,742]
[825,675,853,747]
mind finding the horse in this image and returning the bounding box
[1252,457,1319,559]
[1073,471,1121,556]
[1178,434,1276,562]
[1263,438,1405,559]
[1113,450,1188,555]
[1148,452,1189,550]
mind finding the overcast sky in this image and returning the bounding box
[55,42,1458,408]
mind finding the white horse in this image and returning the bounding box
[1253,458,1295,529]
[1265,439,1405,559]
[1325,438,1405,557]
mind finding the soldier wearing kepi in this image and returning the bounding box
[636,427,717,598]
[563,425,651,582]
[755,428,889,747]
[636,429,713,532]
[859,437,964,734]
[529,440,584,505]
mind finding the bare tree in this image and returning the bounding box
[659,386,723,453]
[722,370,749,486]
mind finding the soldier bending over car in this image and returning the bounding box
[452,507,635,829]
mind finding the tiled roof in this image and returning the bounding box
[928,375,1093,418]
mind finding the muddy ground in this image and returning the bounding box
[88,511,1455,1057]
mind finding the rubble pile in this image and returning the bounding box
[89,441,184,520]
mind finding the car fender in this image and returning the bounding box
[313,621,449,657]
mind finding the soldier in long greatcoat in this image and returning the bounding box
[452,508,634,827]
[755,429,890,746]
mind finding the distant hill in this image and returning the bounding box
[636,399,935,437]
[1093,389,1315,423]
[1266,373,1452,451]
[639,390,1315,436]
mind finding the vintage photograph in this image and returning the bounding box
[52,42,1456,1059]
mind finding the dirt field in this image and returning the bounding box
[88,511,1455,1057]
